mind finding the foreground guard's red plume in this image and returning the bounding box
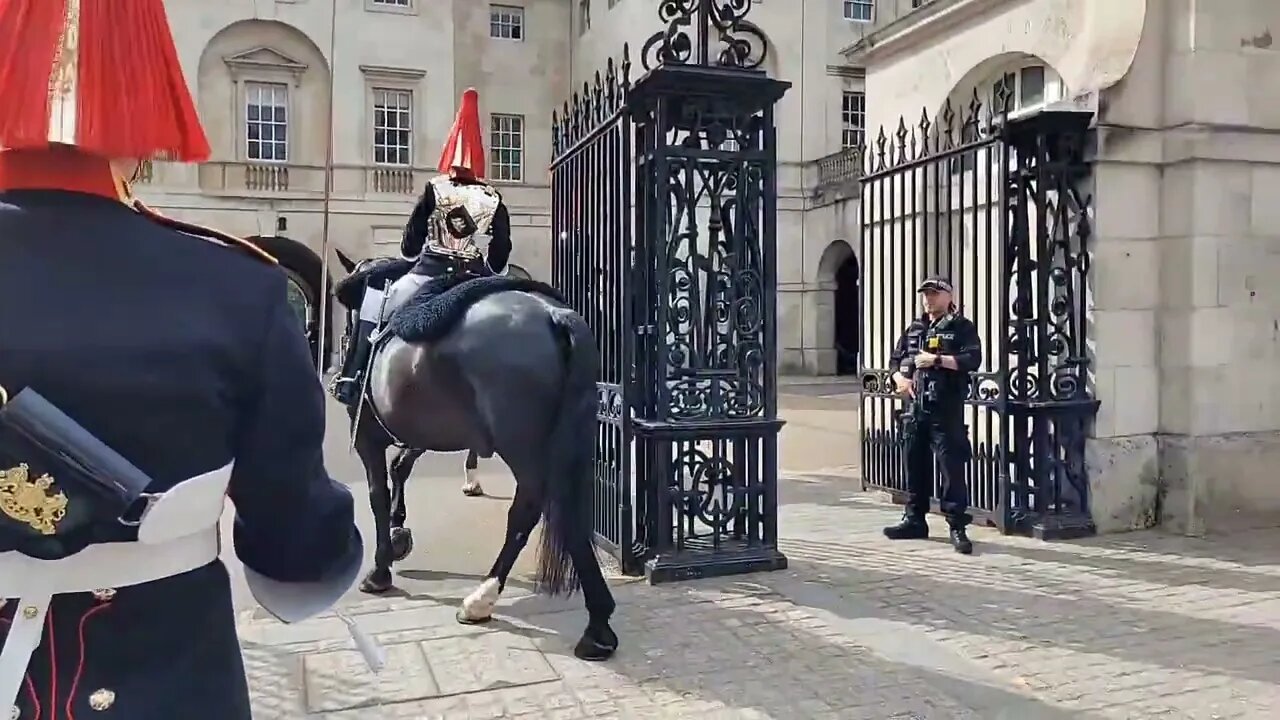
[0,0,210,162]
[437,88,486,178]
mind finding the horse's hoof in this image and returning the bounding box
[461,484,484,497]
[456,608,492,625]
[359,569,393,595]
[389,527,414,562]
[573,622,618,661]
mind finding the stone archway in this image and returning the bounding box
[834,254,860,375]
[815,239,857,376]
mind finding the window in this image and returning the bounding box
[990,64,1061,117]
[841,91,865,149]
[371,0,410,5]
[490,114,524,182]
[490,4,524,40]
[579,0,591,35]
[372,88,412,166]
[245,82,288,163]
[911,0,928,7]
[843,0,872,22]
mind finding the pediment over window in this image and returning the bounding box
[223,47,309,84]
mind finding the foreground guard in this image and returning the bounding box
[332,88,513,406]
[0,0,363,717]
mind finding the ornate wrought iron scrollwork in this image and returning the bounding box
[641,0,768,71]
[655,98,766,422]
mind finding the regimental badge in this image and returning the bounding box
[0,463,68,535]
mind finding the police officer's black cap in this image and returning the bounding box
[916,275,954,293]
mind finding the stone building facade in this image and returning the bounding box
[840,0,1280,534]
[139,0,883,374]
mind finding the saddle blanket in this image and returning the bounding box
[386,274,565,343]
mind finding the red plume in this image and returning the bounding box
[0,0,210,162]
[437,88,486,178]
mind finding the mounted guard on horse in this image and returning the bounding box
[326,89,618,662]
[331,88,513,406]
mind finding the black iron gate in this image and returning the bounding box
[858,92,1099,539]
[551,0,791,580]
[550,50,640,574]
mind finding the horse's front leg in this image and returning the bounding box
[461,448,483,497]
[387,448,421,562]
[355,419,395,594]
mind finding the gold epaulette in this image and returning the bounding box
[131,200,278,265]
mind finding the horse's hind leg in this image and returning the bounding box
[458,467,542,624]
[355,419,395,594]
[461,449,483,497]
[564,512,618,660]
[388,447,421,563]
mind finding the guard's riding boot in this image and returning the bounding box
[331,320,375,406]
[948,523,973,555]
[883,512,929,540]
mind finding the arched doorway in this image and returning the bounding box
[246,235,331,368]
[834,255,860,375]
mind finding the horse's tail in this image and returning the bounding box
[534,306,598,596]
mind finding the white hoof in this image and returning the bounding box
[461,468,484,496]
[461,577,502,621]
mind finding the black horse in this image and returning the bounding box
[332,250,617,661]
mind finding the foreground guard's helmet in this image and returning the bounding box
[438,88,486,179]
[0,0,210,191]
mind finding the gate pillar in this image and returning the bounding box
[628,1,791,583]
[1001,107,1100,539]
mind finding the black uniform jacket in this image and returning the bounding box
[400,177,512,274]
[889,312,983,404]
[0,189,362,718]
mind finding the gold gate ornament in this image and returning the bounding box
[0,464,68,535]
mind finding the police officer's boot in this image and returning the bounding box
[882,512,929,540]
[948,523,973,555]
[331,319,375,407]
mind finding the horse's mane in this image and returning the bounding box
[332,256,415,309]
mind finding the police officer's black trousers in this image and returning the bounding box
[905,413,972,526]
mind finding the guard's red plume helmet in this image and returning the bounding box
[0,0,210,163]
[437,88,486,178]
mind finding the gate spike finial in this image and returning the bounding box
[918,108,933,157]
[593,70,605,122]
[941,99,956,149]
[874,126,888,172]
[967,86,984,135]
[894,116,909,166]
[621,43,632,90]
[605,56,618,107]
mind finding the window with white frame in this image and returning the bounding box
[372,88,412,166]
[990,64,1062,118]
[843,0,872,22]
[841,91,865,149]
[490,4,524,40]
[490,114,524,182]
[579,0,591,35]
[371,0,410,6]
[245,82,288,162]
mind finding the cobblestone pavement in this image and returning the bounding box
[238,472,1280,719]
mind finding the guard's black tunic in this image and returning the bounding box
[0,189,362,718]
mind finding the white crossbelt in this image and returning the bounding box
[0,462,233,711]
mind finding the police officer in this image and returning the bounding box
[332,87,512,406]
[883,275,982,554]
[0,1,362,716]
